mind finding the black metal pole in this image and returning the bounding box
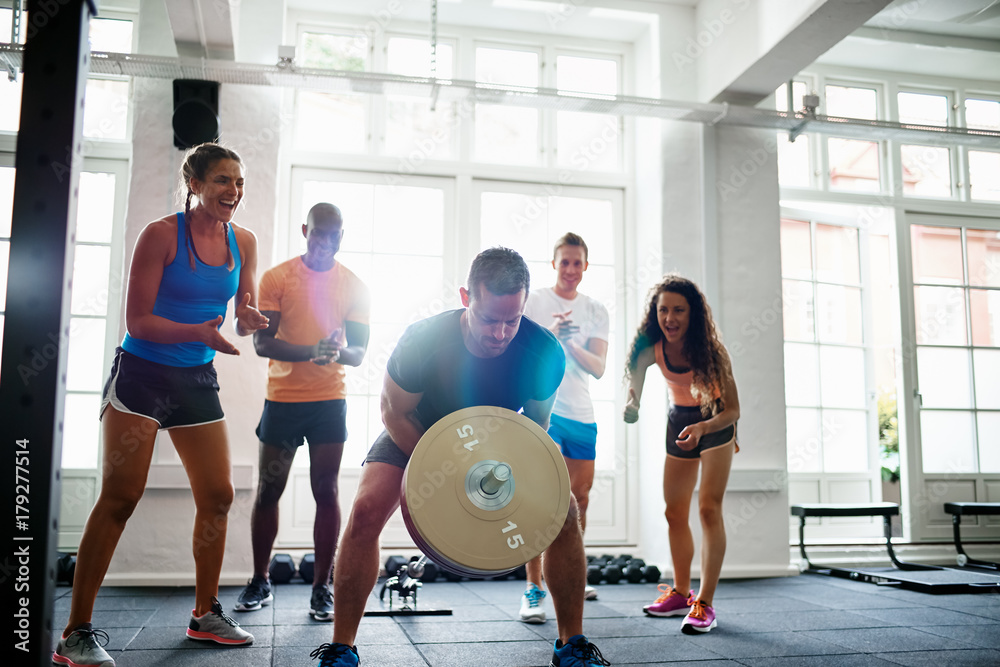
[1,1,97,665]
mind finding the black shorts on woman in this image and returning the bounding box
[665,404,737,459]
[101,347,225,428]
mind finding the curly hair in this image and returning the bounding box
[625,274,733,416]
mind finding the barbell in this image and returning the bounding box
[400,406,572,578]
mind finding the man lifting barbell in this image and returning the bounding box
[309,247,609,667]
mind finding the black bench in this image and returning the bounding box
[791,503,930,572]
[943,502,1000,571]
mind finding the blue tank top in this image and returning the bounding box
[122,212,242,367]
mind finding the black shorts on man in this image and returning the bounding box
[255,399,348,449]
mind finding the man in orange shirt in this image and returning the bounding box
[234,203,370,621]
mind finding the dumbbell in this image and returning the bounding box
[602,561,623,584]
[384,555,409,577]
[624,558,646,583]
[643,564,661,583]
[268,553,296,584]
[587,563,604,585]
[299,553,316,583]
[57,553,76,586]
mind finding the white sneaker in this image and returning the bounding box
[519,583,547,624]
[584,585,598,601]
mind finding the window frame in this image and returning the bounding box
[780,208,885,543]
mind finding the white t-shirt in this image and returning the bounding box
[524,287,610,423]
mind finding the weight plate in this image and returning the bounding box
[401,406,571,578]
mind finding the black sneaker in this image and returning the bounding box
[310,584,334,621]
[52,623,115,666]
[234,574,273,611]
[310,642,360,666]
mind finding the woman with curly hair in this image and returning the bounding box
[623,274,740,635]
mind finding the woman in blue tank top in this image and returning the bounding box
[55,144,270,666]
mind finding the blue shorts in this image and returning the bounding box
[256,399,347,449]
[548,414,597,461]
[100,347,223,429]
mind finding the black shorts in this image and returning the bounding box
[666,405,737,459]
[364,429,410,469]
[256,399,348,449]
[100,347,223,429]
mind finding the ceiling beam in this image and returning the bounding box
[708,0,895,106]
[164,0,236,60]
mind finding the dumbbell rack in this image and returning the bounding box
[587,554,662,585]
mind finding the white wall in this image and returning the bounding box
[712,124,791,577]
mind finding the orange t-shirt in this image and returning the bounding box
[653,341,721,407]
[258,257,370,403]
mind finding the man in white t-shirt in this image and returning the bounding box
[519,232,610,621]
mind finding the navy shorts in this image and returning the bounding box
[548,414,598,461]
[100,347,223,429]
[256,399,347,449]
[666,405,737,459]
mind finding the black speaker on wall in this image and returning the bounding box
[172,79,221,149]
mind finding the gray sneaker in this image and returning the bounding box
[187,597,254,645]
[52,624,115,666]
[310,584,334,621]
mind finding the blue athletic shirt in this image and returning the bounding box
[121,212,241,367]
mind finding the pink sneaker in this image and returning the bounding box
[681,598,717,634]
[643,584,692,617]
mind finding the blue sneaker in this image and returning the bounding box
[310,642,360,666]
[550,634,609,666]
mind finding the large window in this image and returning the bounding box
[475,45,541,165]
[898,90,952,198]
[777,67,1000,542]
[0,13,133,136]
[294,30,370,154]
[476,183,622,471]
[825,84,882,193]
[782,218,871,478]
[287,169,455,468]
[775,75,1000,203]
[911,223,1000,474]
[291,25,625,171]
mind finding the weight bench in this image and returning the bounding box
[944,502,1000,571]
[791,502,930,573]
